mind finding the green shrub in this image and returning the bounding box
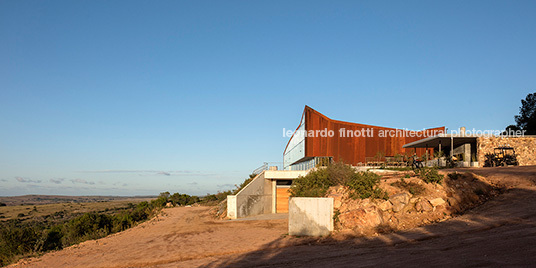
[289,161,359,197]
[0,220,42,266]
[62,213,113,245]
[290,162,387,199]
[169,193,199,206]
[415,167,444,184]
[150,193,169,208]
[112,213,133,233]
[202,190,232,204]
[346,171,388,200]
[289,167,332,197]
[333,209,341,226]
[324,162,356,185]
[36,226,63,252]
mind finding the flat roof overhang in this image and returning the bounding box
[264,170,310,179]
[403,134,478,149]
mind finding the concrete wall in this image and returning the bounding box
[226,171,271,219]
[477,136,536,166]
[226,195,237,219]
[453,143,472,163]
[227,170,312,219]
[264,177,273,214]
[289,197,333,236]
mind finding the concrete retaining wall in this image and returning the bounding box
[227,171,271,219]
[226,195,237,219]
[289,197,333,236]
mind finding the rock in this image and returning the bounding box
[429,198,446,207]
[390,193,410,212]
[435,205,447,212]
[341,200,361,212]
[468,193,480,203]
[378,200,393,211]
[388,215,399,225]
[415,200,433,212]
[409,198,419,203]
[331,194,343,209]
[447,197,456,206]
[360,199,371,207]
[339,205,383,230]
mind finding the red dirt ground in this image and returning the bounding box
[11,166,536,267]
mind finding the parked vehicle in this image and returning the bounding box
[484,147,519,167]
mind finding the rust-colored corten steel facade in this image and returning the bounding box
[283,106,445,169]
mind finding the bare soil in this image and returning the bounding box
[10,166,536,267]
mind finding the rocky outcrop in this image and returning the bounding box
[328,171,498,235]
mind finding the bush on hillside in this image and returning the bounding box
[289,167,332,197]
[0,196,170,266]
[346,171,388,200]
[415,167,444,184]
[169,193,199,206]
[202,190,233,204]
[289,162,386,199]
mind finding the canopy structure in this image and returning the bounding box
[402,134,477,149]
[403,134,478,159]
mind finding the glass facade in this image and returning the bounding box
[283,116,305,170]
[288,157,332,171]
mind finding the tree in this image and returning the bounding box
[514,92,536,135]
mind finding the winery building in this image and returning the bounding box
[227,106,444,219]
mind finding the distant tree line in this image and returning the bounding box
[0,173,259,266]
[0,191,208,266]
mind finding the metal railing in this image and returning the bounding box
[251,162,284,175]
[287,156,333,171]
[365,155,408,167]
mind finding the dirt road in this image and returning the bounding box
[12,166,536,267]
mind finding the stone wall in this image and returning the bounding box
[477,136,536,166]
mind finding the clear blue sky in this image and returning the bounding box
[1,1,535,196]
